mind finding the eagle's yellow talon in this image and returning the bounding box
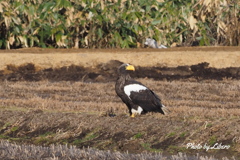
[131,114,135,118]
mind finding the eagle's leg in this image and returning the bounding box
[130,114,135,118]
[130,106,143,118]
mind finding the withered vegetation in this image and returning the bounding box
[0,140,236,160]
[0,78,239,159]
[1,0,239,49]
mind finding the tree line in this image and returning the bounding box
[0,0,239,49]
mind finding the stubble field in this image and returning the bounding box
[0,47,240,159]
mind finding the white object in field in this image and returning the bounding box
[144,38,167,49]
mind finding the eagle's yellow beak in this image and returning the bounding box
[126,65,135,71]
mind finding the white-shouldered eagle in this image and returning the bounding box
[115,63,167,117]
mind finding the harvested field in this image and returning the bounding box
[0,48,240,159]
[0,140,236,160]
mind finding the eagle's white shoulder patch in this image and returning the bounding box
[124,84,147,97]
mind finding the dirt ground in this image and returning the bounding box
[0,47,240,159]
[0,47,240,70]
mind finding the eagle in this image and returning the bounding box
[115,63,167,117]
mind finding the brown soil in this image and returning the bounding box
[0,47,240,70]
[1,59,240,82]
[0,47,240,159]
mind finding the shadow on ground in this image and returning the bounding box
[0,60,239,82]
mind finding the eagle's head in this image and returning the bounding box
[118,63,135,75]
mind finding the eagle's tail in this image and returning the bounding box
[161,104,169,115]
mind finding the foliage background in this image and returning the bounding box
[0,0,239,49]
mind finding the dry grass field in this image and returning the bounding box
[0,48,240,159]
[0,47,240,70]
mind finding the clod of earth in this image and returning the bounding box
[0,60,240,82]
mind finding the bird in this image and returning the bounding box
[144,38,167,49]
[115,63,167,117]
